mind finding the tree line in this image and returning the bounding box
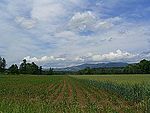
[0,57,150,75]
[0,58,54,75]
[77,59,150,75]
[124,59,150,74]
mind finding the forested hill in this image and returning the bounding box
[54,62,128,72]
[78,59,150,75]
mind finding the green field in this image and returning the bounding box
[74,74,150,84]
[0,75,150,113]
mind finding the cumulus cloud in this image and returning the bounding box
[68,11,96,31]
[95,17,122,29]
[24,56,66,64]
[68,11,123,33]
[0,0,150,67]
[23,50,137,67]
[75,56,85,62]
[138,51,150,61]
[91,50,136,62]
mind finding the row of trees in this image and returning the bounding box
[0,57,55,75]
[124,59,150,74]
[78,67,124,75]
[0,57,6,72]
[8,59,55,75]
[77,59,150,75]
[1,57,150,75]
[8,59,42,74]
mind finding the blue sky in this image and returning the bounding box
[0,0,150,67]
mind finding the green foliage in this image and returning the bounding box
[42,68,54,75]
[19,59,27,74]
[2,57,150,75]
[48,68,54,75]
[78,59,150,75]
[74,76,150,112]
[7,59,54,75]
[0,57,6,72]
[78,67,124,75]
[8,64,19,74]
[124,59,150,74]
[19,59,42,75]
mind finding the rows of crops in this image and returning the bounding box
[0,75,149,113]
[76,78,150,113]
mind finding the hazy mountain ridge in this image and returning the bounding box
[54,62,128,72]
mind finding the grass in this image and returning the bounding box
[0,74,149,113]
[73,74,150,84]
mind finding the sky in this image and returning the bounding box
[0,0,150,68]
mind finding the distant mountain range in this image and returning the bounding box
[54,62,128,72]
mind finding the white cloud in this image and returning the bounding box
[69,0,83,5]
[15,16,37,29]
[68,11,123,33]
[24,56,66,64]
[56,58,66,61]
[31,1,67,21]
[95,17,122,29]
[91,50,136,62]
[23,50,137,67]
[107,17,122,23]
[55,31,77,40]
[0,0,150,67]
[95,21,113,29]
[68,11,96,32]
[75,56,85,62]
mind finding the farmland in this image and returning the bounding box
[0,75,150,113]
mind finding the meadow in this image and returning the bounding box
[0,75,150,113]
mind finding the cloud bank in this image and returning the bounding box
[0,0,150,67]
[24,50,137,67]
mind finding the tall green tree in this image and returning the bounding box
[8,64,19,74]
[2,58,6,70]
[139,59,150,73]
[30,62,39,74]
[19,59,40,75]
[39,66,42,75]
[19,59,27,74]
[0,57,6,72]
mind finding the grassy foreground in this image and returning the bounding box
[0,75,149,113]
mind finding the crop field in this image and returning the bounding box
[74,74,150,84]
[0,75,150,113]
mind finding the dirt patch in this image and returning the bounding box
[66,81,74,103]
[75,83,89,109]
[85,84,139,113]
[52,79,66,104]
